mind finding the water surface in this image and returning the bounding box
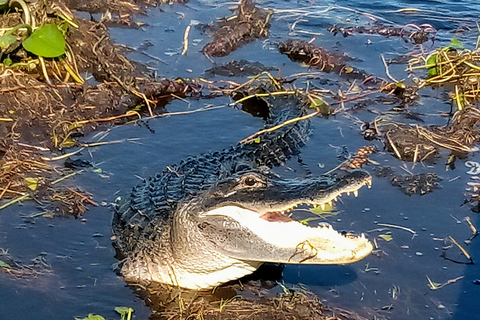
[1,0,480,319]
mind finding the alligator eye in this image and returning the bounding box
[244,176,257,186]
[239,174,264,188]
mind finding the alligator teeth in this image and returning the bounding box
[366,180,372,188]
[346,192,350,196]
[320,203,326,210]
[353,190,359,197]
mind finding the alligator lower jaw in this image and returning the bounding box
[205,204,373,264]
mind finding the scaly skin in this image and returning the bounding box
[113,77,373,290]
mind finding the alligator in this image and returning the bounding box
[113,77,373,290]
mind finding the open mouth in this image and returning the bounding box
[203,172,373,265]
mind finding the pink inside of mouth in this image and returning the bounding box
[259,211,293,222]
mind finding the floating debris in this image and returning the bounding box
[408,44,480,110]
[329,22,436,45]
[341,145,376,170]
[374,166,441,195]
[130,279,370,320]
[202,0,272,58]
[278,39,366,79]
[374,107,480,161]
[206,60,276,77]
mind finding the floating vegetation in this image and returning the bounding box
[374,166,441,195]
[0,1,201,210]
[0,249,51,277]
[278,39,366,79]
[206,59,276,77]
[367,107,480,161]
[329,22,436,45]
[62,0,188,25]
[341,145,376,170]
[129,280,369,320]
[408,41,480,110]
[202,0,272,58]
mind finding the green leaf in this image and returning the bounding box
[75,315,105,320]
[22,24,66,58]
[0,260,11,268]
[309,98,330,116]
[426,53,439,77]
[450,38,464,48]
[60,138,76,149]
[3,58,12,67]
[379,234,393,241]
[309,203,334,215]
[24,177,39,191]
[115,306,129,315]
[115,307,134,320]
[0,34,17,49]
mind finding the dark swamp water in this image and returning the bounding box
[1,0,480,319]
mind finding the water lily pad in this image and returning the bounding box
[22,24,66,58]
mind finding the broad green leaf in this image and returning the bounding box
[115,307,134,320]
[0,260,11,268]
[0,34,17,49]
[3,58,12,66]
[24,177,39,191]
[450,38,464,48]
[379,234,393,241]
[22,24,66,58]
[115,307,130,315]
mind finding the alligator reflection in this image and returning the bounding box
[128,264,363,320]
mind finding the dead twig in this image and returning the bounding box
[427,275,464,290]
[241,110,320,144]
[65,187,98,207]
[377,223,417,239]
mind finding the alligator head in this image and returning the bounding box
[119,169,373,290]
